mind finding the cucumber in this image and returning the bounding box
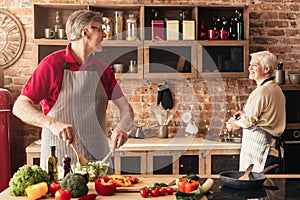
[200,178,214,194]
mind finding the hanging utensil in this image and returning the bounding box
[70,143,88,166]
[239,164,254,180]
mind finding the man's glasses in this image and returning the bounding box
[90,26,105,33]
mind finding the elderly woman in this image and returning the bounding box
[226,51,286,173]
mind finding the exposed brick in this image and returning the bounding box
[268,29,285,36]
[265,21,289,28]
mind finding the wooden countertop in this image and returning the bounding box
[2,174,300,200]
[26,137,242,153]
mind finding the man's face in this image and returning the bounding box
[86,21,107,52]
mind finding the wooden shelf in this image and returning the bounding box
[33,3,249,79]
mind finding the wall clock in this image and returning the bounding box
[0,8,25,69]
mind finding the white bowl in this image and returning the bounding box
[289,73,300,84]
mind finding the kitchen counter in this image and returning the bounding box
[1,175,300,199]
[26,137,242,175]
[26,137,242,153]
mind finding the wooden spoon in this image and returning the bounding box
[239,164,254,180]
[70,143,88,166]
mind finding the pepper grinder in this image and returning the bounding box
[275,62,285,85]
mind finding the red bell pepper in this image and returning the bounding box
[95,176,116,196]
[177,178,199,193]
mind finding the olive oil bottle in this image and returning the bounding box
[48,146,58,182]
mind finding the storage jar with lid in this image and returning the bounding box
[126,14,138,41]
[102,17,112,40]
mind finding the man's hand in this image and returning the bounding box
[110,126,128,149]
[47,120,75,145]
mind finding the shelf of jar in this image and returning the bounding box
[33,4,88,40]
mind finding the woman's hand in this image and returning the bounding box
[226,119,240,131]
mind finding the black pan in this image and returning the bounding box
[219,171,267,189]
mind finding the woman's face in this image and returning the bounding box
[248,57,269,83]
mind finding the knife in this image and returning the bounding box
[168,178,177,186]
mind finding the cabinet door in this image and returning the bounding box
[198,41,249,78]
[33,41,67,66]
[211,154,239,174]
[113,151,147,175]
[144,41,197,79]
[100,41,143,79]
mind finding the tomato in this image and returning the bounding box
[177,178,199,193]
[150,187,159,197]
[166,187,174,195]
[78,193,97,200]
[55,189,72,200]
[159,187,167,196]
[140,187,148,198]
[49,182,61,196]
[95,176,116,196]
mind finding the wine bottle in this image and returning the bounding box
[53,11,62,39]
[235,9,244,40]
[48,146,58,182]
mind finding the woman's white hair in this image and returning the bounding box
[250,51,278,75]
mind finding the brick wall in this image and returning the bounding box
[1,0,300,173]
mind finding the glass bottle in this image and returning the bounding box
[228,16,237,40]
[128,59,137,73]
[48,146,58,182]
[126,14,137,41]
[53,11,63,39]
[199,18,207,40]
[235,9,244,40]
[114,11,123,40]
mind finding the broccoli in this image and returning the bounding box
[60,173,89,198]
[9,165,50,196]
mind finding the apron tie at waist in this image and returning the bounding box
[272,135,285,173]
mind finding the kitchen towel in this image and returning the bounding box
[157,83,173,110]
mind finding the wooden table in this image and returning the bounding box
[2,174,300,200]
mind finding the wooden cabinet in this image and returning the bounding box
[33,3,249,78]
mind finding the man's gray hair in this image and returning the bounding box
[66,10,103,41]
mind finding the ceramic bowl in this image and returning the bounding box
[289,73,300,84]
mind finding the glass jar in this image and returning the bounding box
[102,17,112,40]
[114,11,123,40]
[126,14,137,41]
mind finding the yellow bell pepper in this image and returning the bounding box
[25,182,48,200]
[108,175,132,187]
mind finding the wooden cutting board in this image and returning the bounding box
[115,176,178,192]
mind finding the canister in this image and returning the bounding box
[151,20,164,40]
[182,20,195,40]
[166,20,179,40]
